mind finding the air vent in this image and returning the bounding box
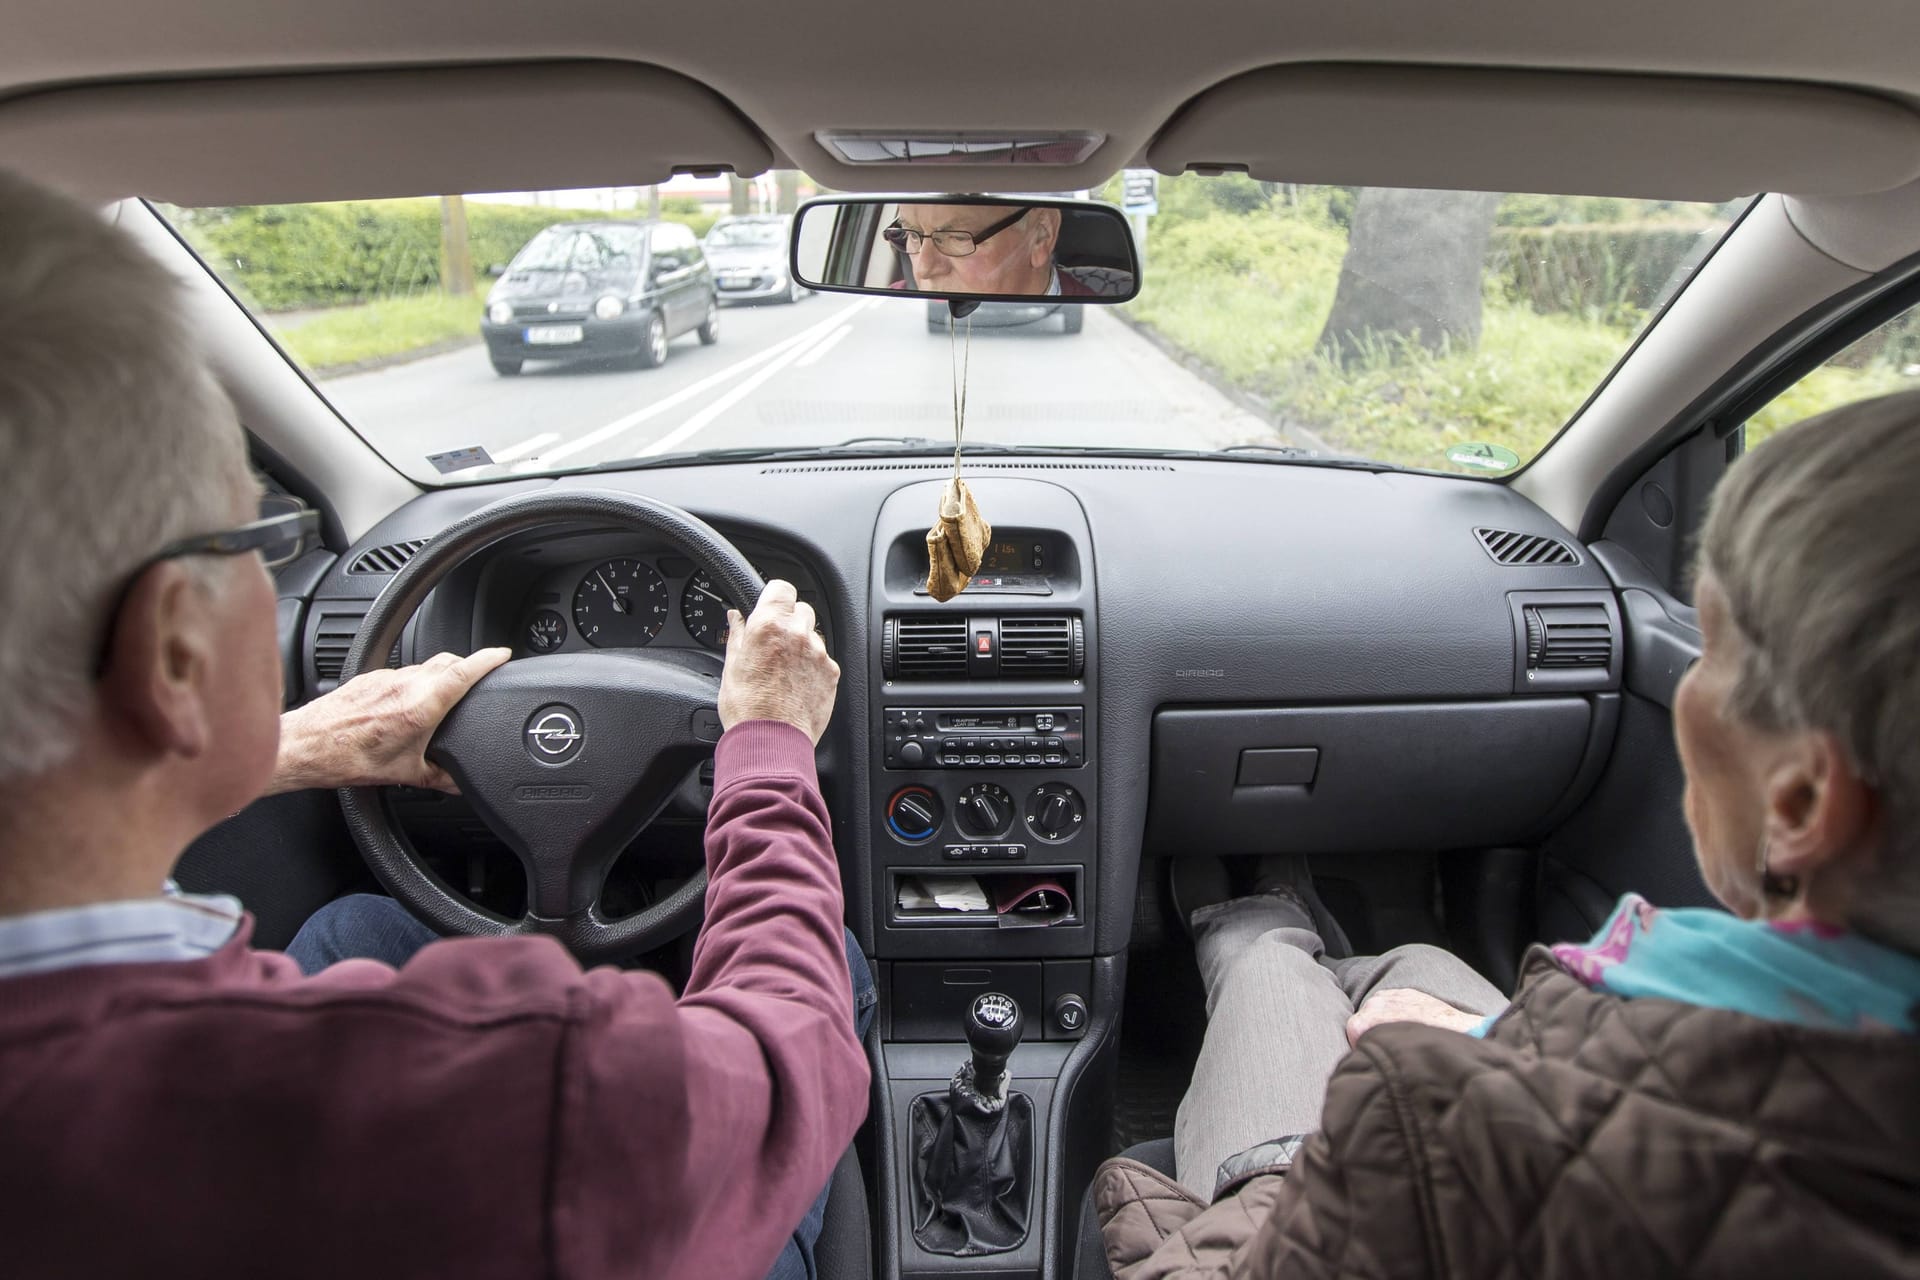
[998,615,1083,678]
[312,612,403,689]
[1475,527,1578,567]
[1524,603,1613,669]
[764,461,1175,475]
[884,616,969,680]
[347,538,430,575]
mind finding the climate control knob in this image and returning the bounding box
[1024,783,1085,842]
[955,783,1015,839]
[886,786,942,843]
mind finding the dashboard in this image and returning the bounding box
[297,458,1622,972]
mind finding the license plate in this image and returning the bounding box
[525,325,584,345]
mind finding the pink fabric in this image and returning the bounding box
[1550,893,1659,985]
[0,719,866,1279]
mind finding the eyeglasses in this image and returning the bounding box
[883,206,1033,257]
[148,508,322,572]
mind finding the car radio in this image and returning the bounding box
[884,706,1084,769]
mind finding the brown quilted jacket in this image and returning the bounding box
[1096,949,1920,1278]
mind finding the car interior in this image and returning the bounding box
[6,3,1920,1277]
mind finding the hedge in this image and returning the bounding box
[177,198,719,311]
[1487,223,1718,321]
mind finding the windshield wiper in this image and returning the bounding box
[575,437,1406,475]
[582,437,1034,473]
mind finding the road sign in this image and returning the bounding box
[1121,169,1158,217]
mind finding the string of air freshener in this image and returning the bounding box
[924,308,991,602]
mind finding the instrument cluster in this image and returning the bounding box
[510,547,827,658]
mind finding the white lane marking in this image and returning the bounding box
[793,324,853,368]
[490,431,560,463]
[526,300,871,470]
[634,315,857,457]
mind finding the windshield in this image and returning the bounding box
[160,178,1747,485]
[510,224,645,271]
[707,220,785,248]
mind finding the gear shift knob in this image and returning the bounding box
[965,992,1024,1098]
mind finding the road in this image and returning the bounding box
[317,296,1279,479]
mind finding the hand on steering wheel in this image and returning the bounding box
[718,580,840,746]
[337,490,772,964]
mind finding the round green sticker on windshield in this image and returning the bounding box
[1446,442,1521,473]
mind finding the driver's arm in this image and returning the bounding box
[264,647,512,795]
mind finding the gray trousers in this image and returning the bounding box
[1172,894,1508,1199]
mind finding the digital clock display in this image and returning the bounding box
[979,537,1046,574]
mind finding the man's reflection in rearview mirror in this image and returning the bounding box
[886,204,1127,298]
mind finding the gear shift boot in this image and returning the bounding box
[909,1069,1034,1255]
[908,992,1036,1256]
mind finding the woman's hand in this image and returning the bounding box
[1346,988,1487,1046]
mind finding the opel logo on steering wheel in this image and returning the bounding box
[525,705,585,764]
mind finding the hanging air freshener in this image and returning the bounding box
[925,307,990,602]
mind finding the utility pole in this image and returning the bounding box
[439,195,475,297]
[776,170,799,214]
[728,174,751,216]
[647,184,662,219]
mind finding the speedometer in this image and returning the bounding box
[571,559,669,647]
[680,571,735,650]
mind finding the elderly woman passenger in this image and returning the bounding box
[1096,390,1920,1279]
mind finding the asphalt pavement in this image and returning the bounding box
[317,295,1276,480]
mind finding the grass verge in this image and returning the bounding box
[271,294,484,374]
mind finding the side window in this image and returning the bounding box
[650,227,683,272]
[1746,300,1920,449]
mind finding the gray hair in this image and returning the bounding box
[0,171,250,782]
[1700,389,1920,948]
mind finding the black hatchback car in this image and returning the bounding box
[481,220,719,375]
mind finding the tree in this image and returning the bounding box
[438,195,475,297]
[776,170,799,214]
[1317,188,1501,366]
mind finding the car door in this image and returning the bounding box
[675,223,715,319]
[648,225,694,334]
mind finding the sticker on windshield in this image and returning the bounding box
[1446,442,1521,473]
[427,445,496,475]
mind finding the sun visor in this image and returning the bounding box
[0,61,775,205]
[1148,64,1920,201]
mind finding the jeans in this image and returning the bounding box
[1173,893,1507,1200]
[287,894,878,1280]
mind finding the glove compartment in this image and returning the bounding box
[1146,699,1597,855]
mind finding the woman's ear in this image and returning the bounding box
[1762,729,1877,879]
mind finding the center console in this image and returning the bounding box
[865,477,1108,1279]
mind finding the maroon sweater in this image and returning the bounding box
[0,720,866,1279]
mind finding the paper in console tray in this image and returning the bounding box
[896,875,991,912]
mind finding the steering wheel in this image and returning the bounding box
[337,490,764,964]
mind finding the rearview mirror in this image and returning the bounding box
[791,195,1140,304]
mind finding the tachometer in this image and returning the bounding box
[680,571,736,650]
[571,559,669,647]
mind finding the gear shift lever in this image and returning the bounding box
[908,993,1036,1257]
[965,992,1024,1099]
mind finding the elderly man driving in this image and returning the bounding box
[0,171,868,1279]
[889,201,1125,297]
